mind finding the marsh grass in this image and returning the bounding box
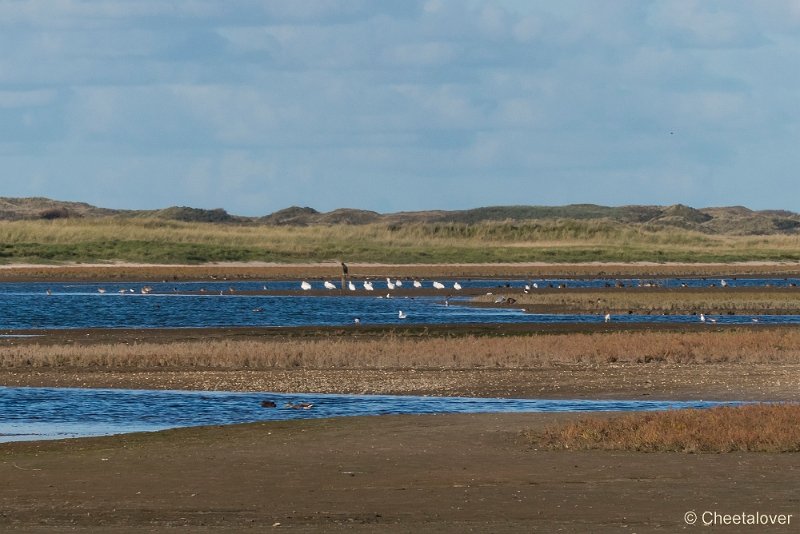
[531,404,800,453]
[2,218,800,264]
[477,290,800,313]
[3,330,800,369]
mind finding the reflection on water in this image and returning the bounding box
[0,386,743,443]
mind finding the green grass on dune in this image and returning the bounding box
[1,218,799,264]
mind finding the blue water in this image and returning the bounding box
[0,386,744,443]
[0,279,798,328]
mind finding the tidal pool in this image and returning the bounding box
[0,386,743,443]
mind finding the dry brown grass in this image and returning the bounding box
[531,404,800,452]
[3,329,800,369]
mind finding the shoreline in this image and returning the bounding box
[2,261,800,281]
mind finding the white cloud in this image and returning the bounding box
[2,0,800,213]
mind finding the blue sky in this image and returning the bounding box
[2,0,799,215]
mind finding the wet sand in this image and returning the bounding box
[2,413,798,532]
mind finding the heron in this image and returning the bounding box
[301,281,312,291]
[453,282,462,290]
[348,281,357,291]
[398,310,407,319]
[363,281,374,291]
[432,281,445,289]
[324,281,336,290]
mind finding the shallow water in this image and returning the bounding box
[0,279,799,328]
[0,386,743,443]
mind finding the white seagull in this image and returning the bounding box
[453,282,462,290]
[604,313,611,323]
[432,281,445,290]
[700,313,706,323]
[323,281,336,290]
[300,281,312,291]
[395,280,403,287]
[363,281,374,291]
[386,278,395,290]
[348,281,357,291]
[413,280,423,288]
[398,310,407,319]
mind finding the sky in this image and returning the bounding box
[2,0,800,216]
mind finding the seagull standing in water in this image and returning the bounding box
[301,281,312,291]
[323,281,336,290]
[604,313,611,323]
[413,280,422,288]
[348,281,357,291]
[432,281,445,290]
[453,282,462,290]
[386,278,395,290]
[363,281,374,291]
[398,310,407,319]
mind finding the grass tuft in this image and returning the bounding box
[530,404,800,453]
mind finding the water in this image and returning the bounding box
[0,279,799,329]
[0,386,743,443]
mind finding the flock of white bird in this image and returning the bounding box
[299,278,463,292]
[296,277,466,322]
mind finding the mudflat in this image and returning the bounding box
[1,263,799,532]
[1,413,797,533]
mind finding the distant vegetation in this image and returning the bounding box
[1,197,799,264]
